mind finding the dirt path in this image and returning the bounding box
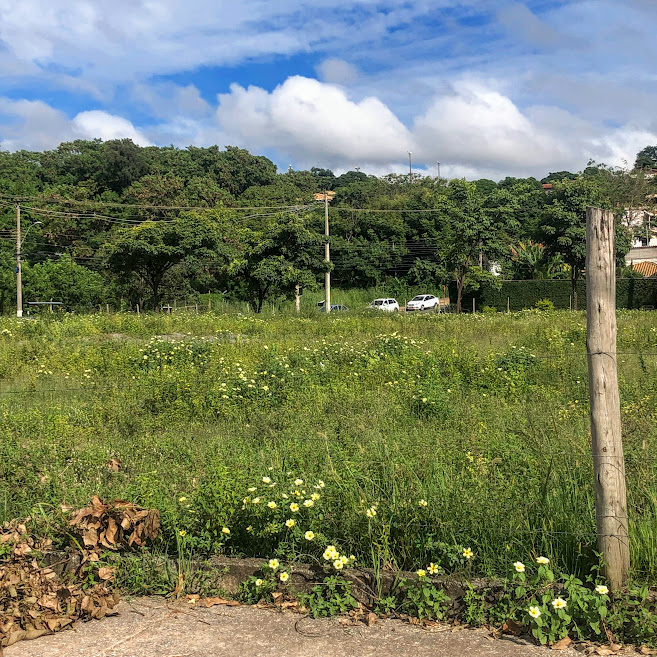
[5,597,580,657]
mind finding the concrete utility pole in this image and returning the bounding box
[324,192,331,313]
[16,204,22,318]
[586,206,630,590]
[436,161,441,179]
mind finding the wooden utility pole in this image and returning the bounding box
[586,206,630,590]
[324,192,331,313]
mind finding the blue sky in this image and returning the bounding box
[1,0,656,180]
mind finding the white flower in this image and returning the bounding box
[285,519,295,528]
[247,487,257,492]
[262,476,271,484]
[528,606,541,619]
[289,503,299,512]
[552,598,567,610]
[303,499,314,508]
[304,531,315,540]
[252,497,261,504]
[536,556,550,565]
[279,571,290,582]
[333,559,344,570]
[513,561,525,573]
[315,480,325,489]
[255,579,263,587]
[267,501,277,509]
[463,548,474,560]
[294,478,304,486]
[418,499,428,507]
[268,558,280,570]
[311,493,320,501]
[595,585,609,595]
[366,507,377,518]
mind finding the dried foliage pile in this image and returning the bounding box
[0,498,160,653]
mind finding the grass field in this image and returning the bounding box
[1,307,656,583]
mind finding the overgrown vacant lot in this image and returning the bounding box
[1,310,656,582]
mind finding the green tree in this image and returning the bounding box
[226,215,327,312]
[23,255,105,308]
[634,145,657,170]
[103,215,220,310]
[540,178,630,310]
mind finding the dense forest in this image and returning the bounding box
[1,139,656,312]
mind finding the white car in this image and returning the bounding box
[369,298,399,312]
[406,294,440,312]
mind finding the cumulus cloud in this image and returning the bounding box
[72,111,152,146]
[215,76,413,168]
[0,99,151,150]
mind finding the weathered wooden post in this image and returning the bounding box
[586,206,630,590]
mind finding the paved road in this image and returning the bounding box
[6,597,578,657]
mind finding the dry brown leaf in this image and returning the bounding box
[594,647,614,656]
[97,567,114,581]
[198,597,240,608]
[367,612,378,627]
[107,458,122,473]
[552,636,572,650]
[640,647,657,655]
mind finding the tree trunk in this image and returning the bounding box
[455,274,466,314]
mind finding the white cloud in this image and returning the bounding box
[72,111,152,145]
[0,99,151,150]
[215,76,413,168]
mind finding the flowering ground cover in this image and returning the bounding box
[0,309,656,584]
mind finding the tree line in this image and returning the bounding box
[1,139,656,312]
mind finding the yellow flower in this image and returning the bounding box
[285,519,295,528]
[416,569,427,578]
[323,546,338,560]
[179,530,186,537]
[536,556,550,565]
[222,527,230,535]
[333,560,344,570]
[304,531,315,540]
[418,499,428,507]
[551,598,567,610]
[294,478,304,486]
[246,525,253,532]
[267,501,277,509]
[290,503,299,512]
[528,606,541,618]
[595,585,609,595]
[252,497,261,504]
[281,493,289,499]
[247,487,257,492]
[365,507,377,518]
[340,555,349,565]
[262,476,271,484]
[255,579,264,587]
[463,548,474,560]
[268,558,280,570]
[513,561,525,573]
[428,563,440,575]
[303,499,314,508]
[178,496,187,502]
[315,480,325,489]
[311,493,320,501]
[279,571,290,582]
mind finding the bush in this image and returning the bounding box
[534,299,555,311]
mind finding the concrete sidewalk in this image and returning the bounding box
[5,597,578,657]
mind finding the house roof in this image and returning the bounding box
[632,260,657,277]
[542,183,553,190]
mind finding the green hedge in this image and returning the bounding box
[457,279,657,311]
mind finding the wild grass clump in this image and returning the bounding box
[0,309,656,582]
